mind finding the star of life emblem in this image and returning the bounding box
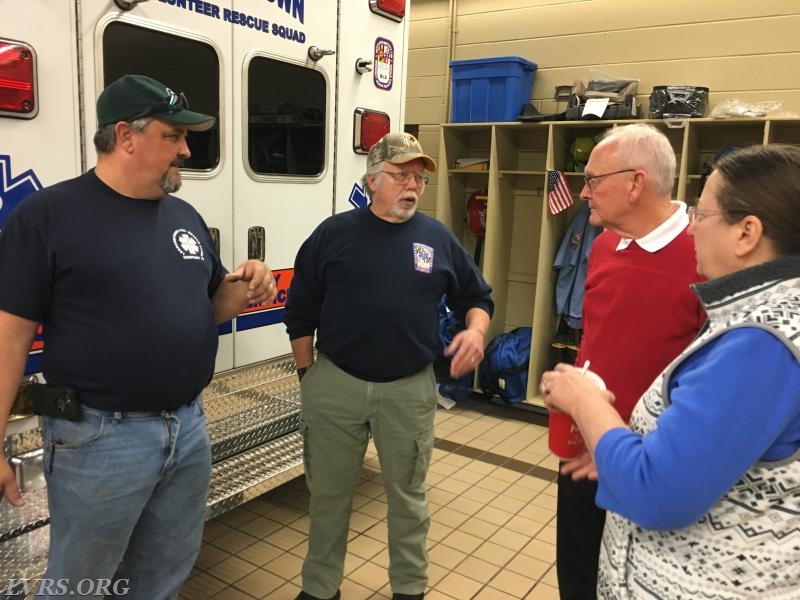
[172,229,204,261]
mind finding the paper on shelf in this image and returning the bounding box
[454,158,489,170]
[582,98,609,118]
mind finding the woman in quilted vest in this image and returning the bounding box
[540,143,800,600]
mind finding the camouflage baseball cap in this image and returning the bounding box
[367,133,436,172]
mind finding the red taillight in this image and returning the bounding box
[0,40,37,117]
[353,108,390,154]
[369,0,405,22]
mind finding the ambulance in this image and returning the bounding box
[0,0,409,588]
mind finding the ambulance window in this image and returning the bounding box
[102,23,220,171]
[248,57,326,176]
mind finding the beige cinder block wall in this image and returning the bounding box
[408,0,800,215]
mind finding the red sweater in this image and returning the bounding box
[577,229,705,422]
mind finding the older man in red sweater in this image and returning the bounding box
[556,123,706,600]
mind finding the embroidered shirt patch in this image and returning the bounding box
[413,243,434,273]
[172,229,204,261]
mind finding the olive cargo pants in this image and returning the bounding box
[298,354,436,598]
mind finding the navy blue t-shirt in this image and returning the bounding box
[284,207,494,381]
[0,170,226,410]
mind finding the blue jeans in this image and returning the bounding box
[37,398,211,600]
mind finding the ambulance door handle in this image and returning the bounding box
[208,227,220,255]
[308,46,336,62]
[355,59,373,75]
[248,226,266,262]
[113,0,150,10]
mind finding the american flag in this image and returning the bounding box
[547,170,574,215]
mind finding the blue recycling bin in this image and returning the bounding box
[450,56,538,123]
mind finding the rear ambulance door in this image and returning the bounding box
[335,1,410,214]
[230,0,337,365]
[78,0,236,371]
[1,1,81,374]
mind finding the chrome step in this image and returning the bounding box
[206,431,303,520]
[203,357,298,412]
[0,489,49,545]
[206,387,301,462]
[0,525,49,596]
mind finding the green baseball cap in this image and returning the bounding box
[96,74,215,132]
[367,132,436,172]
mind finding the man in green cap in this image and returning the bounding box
[0,74,277,599]
[284,132,494,600]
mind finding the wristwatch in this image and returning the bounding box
[297,366,310,381]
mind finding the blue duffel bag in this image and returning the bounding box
[478,327,532,403]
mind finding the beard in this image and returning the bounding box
[390,204,417,222]
[160,164,183,194]
[389,195,418,222]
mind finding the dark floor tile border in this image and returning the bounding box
[433,437,559,483]
[457,445,485,459]
[431,395,558,482]
[474,393,550,426]
[434,438,461,453]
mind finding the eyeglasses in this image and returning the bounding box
[128,89,189,122]
[583,168,636,191]
[383,170,430,185]
[687,206,723,223]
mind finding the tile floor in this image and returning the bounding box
[180,396,560,600]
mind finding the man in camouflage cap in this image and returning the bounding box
[285,133,494,600]
[367,131,437,172]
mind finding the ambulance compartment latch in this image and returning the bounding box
[308,46,336,62]
[248,226,266,262]
[355,59,373,75]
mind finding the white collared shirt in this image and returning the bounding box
[616,201,689,252]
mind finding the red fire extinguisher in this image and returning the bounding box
[466,190,488,265]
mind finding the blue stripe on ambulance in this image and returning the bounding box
[235,308,285,331]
